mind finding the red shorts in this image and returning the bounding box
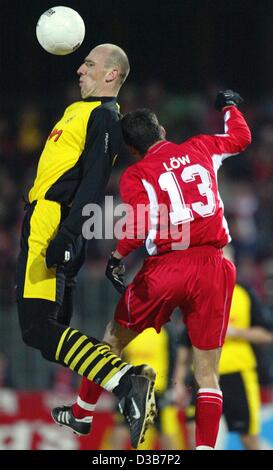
[114,246,236,350]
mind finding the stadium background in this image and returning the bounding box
[0,0,273,450]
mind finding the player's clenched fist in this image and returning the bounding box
[215,89,244,111]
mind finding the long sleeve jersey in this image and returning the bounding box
[116,106,251,257]
[29,96,121,238]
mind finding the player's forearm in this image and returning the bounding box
[173,347,191,383]
[223,106,252,151]
[61,184,106,238]
[228,326,273,344]
[173,365,189,385]
[61,161,111,238]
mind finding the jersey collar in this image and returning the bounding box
[83,96,117,103]
[145,140,170,158]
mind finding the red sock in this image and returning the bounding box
[195,388,223,449]
[72,377,103,419]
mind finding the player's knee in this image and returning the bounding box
[21,321,57,362]
[20,328,32,347]
[20,322,43,350]
[194,370,219,389]
[40,345,56,362]
[17,299,61,361]
[19,314,53,358]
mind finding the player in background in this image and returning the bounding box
[174,278,273,449]
[173,245,273,450]
[16,44,156,449]
[54,90,251,449]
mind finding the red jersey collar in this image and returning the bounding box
[145,140,170,158]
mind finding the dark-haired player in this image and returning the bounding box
[54,90,251,450]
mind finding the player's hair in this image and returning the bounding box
[104,46,130,86]
[121,109,163,155]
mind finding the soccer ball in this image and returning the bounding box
[36,6,85,55]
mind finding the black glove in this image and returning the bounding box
[215,90,244,111]
[105,253,126,294]
[46,231,74,269]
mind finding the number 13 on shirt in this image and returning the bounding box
[158,163,216,225]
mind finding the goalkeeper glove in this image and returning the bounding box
[215,89,244,111]
[105,253,126,294]
[46,231,74,269]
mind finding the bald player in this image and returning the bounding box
[15,45,155,449]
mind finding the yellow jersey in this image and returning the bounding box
[29,97,121,238]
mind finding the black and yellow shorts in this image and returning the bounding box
[16,200,84,304]
[185,370,261,435]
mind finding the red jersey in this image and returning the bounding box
[116,106,251,257]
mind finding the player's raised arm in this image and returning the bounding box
[195,90,252,161]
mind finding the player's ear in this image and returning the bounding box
[161,126,166,139]
[105,68,119,83]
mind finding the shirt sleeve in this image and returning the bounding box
[194,106,252,163]
[60,106,120,238]
[116,166,150,257]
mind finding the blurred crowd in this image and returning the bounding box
[0,81,273,391]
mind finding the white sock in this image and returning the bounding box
[196,445,214,450]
